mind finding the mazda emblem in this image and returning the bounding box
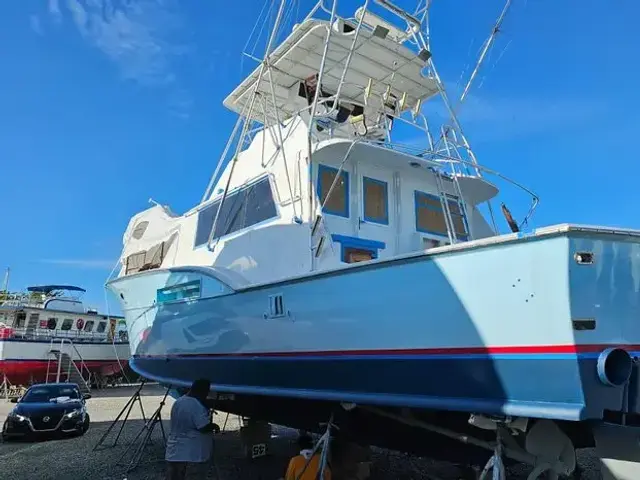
[43,416,50,422]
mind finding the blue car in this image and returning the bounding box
[2,383,91,440]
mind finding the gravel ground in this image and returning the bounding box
[0,385,601,480]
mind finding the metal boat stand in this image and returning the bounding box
[117,385,170,473]
[93,380,148,451]
[0,373,12,399]
[478,425,506,480]
[363,407,575,480]
[294,414,336,480]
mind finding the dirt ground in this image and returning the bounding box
[0,384,600,480]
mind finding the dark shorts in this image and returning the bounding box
[166,461,208,480]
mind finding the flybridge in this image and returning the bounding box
[222,17,439,129]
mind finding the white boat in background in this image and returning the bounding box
[0,284,130,390]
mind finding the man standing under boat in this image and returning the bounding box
[166,378,220,480]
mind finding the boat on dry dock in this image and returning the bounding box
[0,284,130,391]
[107,0,640,477]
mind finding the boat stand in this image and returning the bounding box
[363,407,575,480]
[117,385,170,474]
[478,425,506,480]
[0,373,11,399]
[93,380,148,451]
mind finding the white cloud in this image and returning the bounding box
[30,15,44,36]
[47,0,193,117]
[39,259,117,270]
[61,0,188,86]
[49,0,62,24]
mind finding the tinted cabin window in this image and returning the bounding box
[344,247,374,263]
[194,177,278,247]
[363,177,388,224]
[415,191,468,240]
[61,319,73,331]
[318,165,349,217]
[97,321,107,333]
[47,318,57,330]
[83,320,95,332]
[15,313,26,328]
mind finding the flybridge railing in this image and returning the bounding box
[0,327,129,343]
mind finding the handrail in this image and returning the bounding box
[2,326,128,343]
[374,0,421,29]
[67,338,92,385]
[51,337,92,387]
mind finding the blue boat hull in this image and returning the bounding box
[130,352,614,420]
[109,227,640,423]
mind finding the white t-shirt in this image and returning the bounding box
[165,395,212,463]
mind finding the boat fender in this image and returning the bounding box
[597,348,632,387]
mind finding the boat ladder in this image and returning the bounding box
[433,169,458,245]
[46,338,92,394]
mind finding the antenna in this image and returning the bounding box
[459,0,514,105]
[1,267,9,293]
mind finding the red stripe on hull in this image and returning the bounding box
[133,343,640,359]
[0,359,128,385]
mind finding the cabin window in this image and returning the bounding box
[344,247,375,263]
[124,233,177,275]
[26,314,39,333]
[47,318,57,330]
[194,176,278,247]
[331,234,385,263]
[363,177,388,224]
[83,320,95,332]
[61,319,73,331]
[415,191,468,240]
[318,165,349,217]
[14,313,26,328]
[96,321,107,333]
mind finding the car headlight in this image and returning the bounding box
[64,408,83,419]
[8,412,27,422]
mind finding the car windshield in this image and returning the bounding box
[21,385,80,403]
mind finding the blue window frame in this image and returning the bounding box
[414,191,468,241]
[362,177,389,225]
[317,164,349,217]
[194,176,278,247]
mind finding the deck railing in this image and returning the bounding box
[0,326,128,343]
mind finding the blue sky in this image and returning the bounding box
[0,0,638,310]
